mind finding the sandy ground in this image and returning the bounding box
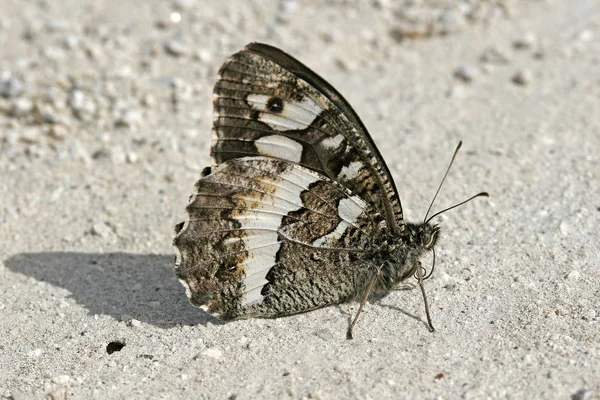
[1,0,599,399]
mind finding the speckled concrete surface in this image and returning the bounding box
[1,1,598,399]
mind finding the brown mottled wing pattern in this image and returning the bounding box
[212,42,404,232]
[173,157,381,318]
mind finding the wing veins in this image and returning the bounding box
[192,192,337,221]
[214,119,382,216]
[220,94,323,120]
[232,163,373,229]
[216,102,317,132]
[219,164,372,232]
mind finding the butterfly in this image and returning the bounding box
[173,42,487,338]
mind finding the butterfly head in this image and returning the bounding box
[403,222,440,253]
[418,223,440,251]
[394,222,441,282]
[371,222,441,286]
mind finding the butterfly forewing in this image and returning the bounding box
[212,42,404,232]
[174,157,381,318]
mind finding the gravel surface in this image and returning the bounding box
[1,0,598,399]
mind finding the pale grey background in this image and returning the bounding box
[1,1,598,399]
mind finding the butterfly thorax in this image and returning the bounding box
[366,222,440,292]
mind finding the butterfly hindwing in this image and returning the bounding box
[173,157,381,318]
[212,42,404,232]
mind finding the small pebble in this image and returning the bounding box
[11,98,34,117]
[154,19,170,30]
[0,76,24,98]
[50,187,63,202]
[512,69,532,86]
[532,48,545,60]
[582,308,596,320]
[513,32,537,49]
[42,46,65,61]
[92,148,110,160]
[566,270,581,281]
[578,30,593,42]
[45,20,70,33]
[571,388,592,400]
[164,40,189,57]
[68,89,84,110]
[22,23,41,41]
[47,125,68,140]
[91,222,112,238]
[453,65,477,83]
[334,57,357,72]
[29,348,43,358]
[275,0,298,24]
[85,42,104,61]
[141,94,155,107]
[170,12,182,24]
[447,85,467,98]
[34,103,57,124]
[115,109,142,127]
[559,220,571,235]
[444,283,458,291]
[164,173,175,183]
[79,100,98,120]
[480,46,511,65]
[126,152,138,163]
[438,9,467,35]
[238,336,249,347]
[200,347,222,359]
[62,35,79,49]
[195,49,212,63]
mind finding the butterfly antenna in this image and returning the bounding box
[423,141,463,223]
[425,192,490,224]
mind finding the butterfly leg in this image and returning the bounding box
[415,261,435,332]
[346,269,380,340]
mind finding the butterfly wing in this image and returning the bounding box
[212,42,404,232]
[173,157,381,318]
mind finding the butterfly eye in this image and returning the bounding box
[423,232,436,248]
[422,235,431,247]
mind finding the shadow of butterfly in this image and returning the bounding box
[173,42,488,339]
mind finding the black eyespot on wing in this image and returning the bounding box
[266,96,284,113]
